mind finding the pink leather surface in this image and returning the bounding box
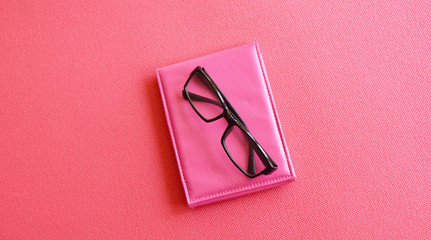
[1,0,430,239]
[157,43,295,207]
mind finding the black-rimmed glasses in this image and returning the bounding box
[182,66,277,178]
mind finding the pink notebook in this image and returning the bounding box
[156,42,295,207]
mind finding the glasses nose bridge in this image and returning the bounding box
[224,108,241,125]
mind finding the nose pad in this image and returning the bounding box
[224,109,239,123]
[224,109,233,121]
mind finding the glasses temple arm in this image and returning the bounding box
[182,90,223,108]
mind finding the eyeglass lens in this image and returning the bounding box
[224,125,267,175]
[187,71,224,120]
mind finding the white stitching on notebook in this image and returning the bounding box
[157,70,191,204]
[254,43,294,178]
[189,176,292,204]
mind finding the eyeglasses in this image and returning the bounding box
[182,66,278,178]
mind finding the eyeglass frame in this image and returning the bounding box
[182,66,278,178]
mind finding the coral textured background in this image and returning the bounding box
[1,1,430,239]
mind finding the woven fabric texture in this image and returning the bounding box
[0,1,430,239]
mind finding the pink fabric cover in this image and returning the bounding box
[156,43,295,207]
